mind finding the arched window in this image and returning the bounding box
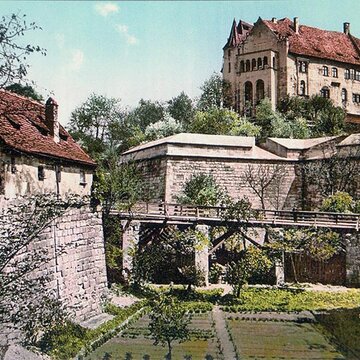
[245,60,250,72]
[263,56,268,67]
[257,57,263,69]
[345,69,350,80]
[256,80,265,103]
[323,66,329,76]
[252,59,257,71]
[341,88,347,102]
[300,80,306,96]
[240,60,245,73]
[321,87,330,98]
[244,81,253,104]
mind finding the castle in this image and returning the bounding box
[222,17,360,123]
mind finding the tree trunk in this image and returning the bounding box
[167,340,172,360]
[290,253,298,283]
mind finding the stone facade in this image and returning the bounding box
[223,17,360,122]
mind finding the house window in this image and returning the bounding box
[299,61,307,73]
[353,93,360,103]
[10,157,16,174]
[228,62,231,73]
[356,70,360,81]
[38,166,45,181]
[263,56,268,67]
[256,79,265,103]
[252,58,257,71]
[350,69,355,80]
[322,66,329,76]
[257,57,263,69]
[245,60,250,72]
[332,67,338,78]
[299,80,306,96]
[80,170,86,185]
[321,87,330,98]
[228,49,231,58]
[345,69,350,79]
[342,88,347,102]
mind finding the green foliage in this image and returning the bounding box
[41,301,146,359]
[320,192,353,213]
[197,73,232,110]
[230,117,261,137]
[224,247,273,297]
[5,83,44,102]
[144,115,183,141]
[176,173,228,206]
[93,160,147,214]
[148,294,190,358]
[167,91,195,128]
[222,197,254,222]
[188,107,240,135]
[209,263,224,284]
[220,288,360,312]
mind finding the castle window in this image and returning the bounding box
[38,166,45,181]
[257,57,263,69]
[240,60,244,73]
[356,70,360,81]
[10,157,16,174]
[228,62,231,73]
[252,59,257,71]
[332,67,338,77]
[322,66,329,76]
[345,69,350,79]
[353,93,360,103]
[256,79,265,103]
[263,56,268,67]
[350,69,355,80]
[299,61,307,73]
[272,56,276,68]
[246,60,250,72]
[321,87,330,98]
[341,88,347,102]
[299,80,306,96]
[228,49,231,57]
[244,81,253,104]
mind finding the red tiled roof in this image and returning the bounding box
[262,18,360,66]
[0,90,96,166]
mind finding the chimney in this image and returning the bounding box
[294,17,299,34]
[272,17,277,24]
[45,97,60,143]
[344,22,350,35]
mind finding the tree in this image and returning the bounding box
[231,118,261,137]
[0,194,86,344]
[242,164,287,210]
[5,83,44,102]
[144,114,183,141]
[167,92,195,128]
[197,73,232,110]
[224,246,272,297]
[148,294,190,359]
[320,192,354,213]
[176,173,228,206]
[0,12,46,88]
[68,93,125,160]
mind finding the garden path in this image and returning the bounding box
[212,306,237,360]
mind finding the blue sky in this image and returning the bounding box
[0,0,359,125]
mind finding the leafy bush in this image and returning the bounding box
[209,263,224,284]
[320,192,353,213]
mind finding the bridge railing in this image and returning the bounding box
[126,202,360,230]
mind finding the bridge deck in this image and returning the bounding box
[111,203,360,231]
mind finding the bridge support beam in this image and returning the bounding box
[122,220,140,282]
[275,251,285,286]
[195,224,209,286]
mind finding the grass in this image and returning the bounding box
[220,288,360,312]
[86,312,220,360]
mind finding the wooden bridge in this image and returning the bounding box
[111,202,360,231]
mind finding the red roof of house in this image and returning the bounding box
[0,90,96,166]
[262,18,360,66]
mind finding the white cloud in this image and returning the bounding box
[116,24,138,45]
[95,2,119,17]
[70,49,84,70]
